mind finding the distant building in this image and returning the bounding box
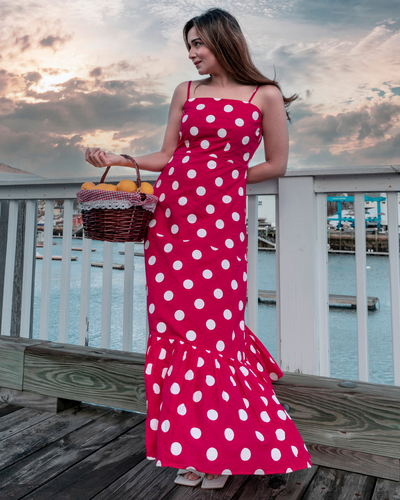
[0,163,41,180]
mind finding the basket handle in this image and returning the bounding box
[100,155,141,189]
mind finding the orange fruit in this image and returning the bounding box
[102,184,118,191]
[81,182,95,190]
[140,182,154,195]
[92,183,108,190]
[117,179,137,193]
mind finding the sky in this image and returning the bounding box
[0,0,399,178]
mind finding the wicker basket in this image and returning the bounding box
[77,155,158,243]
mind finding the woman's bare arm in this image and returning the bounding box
[246,85,289,184]
[85,81,188,171]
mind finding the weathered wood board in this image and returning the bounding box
[0,387,78,413]
[371,477,400,499]
[23,343,146,412]
[274,373,400,461]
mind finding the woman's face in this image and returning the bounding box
[187,26,221,75]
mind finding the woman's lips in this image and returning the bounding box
[194,61,201,66]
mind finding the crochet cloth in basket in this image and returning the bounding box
[77,189,158,212]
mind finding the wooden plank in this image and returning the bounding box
[0,409,145,499]
[0,402,21,418]
[305,443,399,481]
[227,466,317,500]
[302,467,376,500]
[27,420,147,500]
[274,373,400,460]
[0,403,109,471]
[90,457,178,500]
[371,477,400,499]
[23,342,146,412]
[91,261,124,270]
[256,291,378,309]
[0,387,78,413]
[0,406,52,440]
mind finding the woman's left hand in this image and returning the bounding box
[85,148,128,168]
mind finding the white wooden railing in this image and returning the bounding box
[0,166,399,385]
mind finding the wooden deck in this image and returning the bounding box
[1,401,399,500]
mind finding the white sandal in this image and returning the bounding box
[201,474,229,489]
[174,468,205,486]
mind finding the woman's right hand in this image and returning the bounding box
[85,148,129,169]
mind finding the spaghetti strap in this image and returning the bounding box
[249,85,260,103]
[187,81,192,100]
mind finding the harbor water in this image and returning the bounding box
[34,238,395,385]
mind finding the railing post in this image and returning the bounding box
[247,195,258,336]
[277,176,319,374]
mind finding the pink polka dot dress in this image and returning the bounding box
[143,81,312,476]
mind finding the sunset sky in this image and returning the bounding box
[1,0,399,178]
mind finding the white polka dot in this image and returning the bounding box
[173,260,183,270]
[171,224,179,234]
[240,320,245,330]
[214,289,223,299]
[168,167,174,175]
[190,127,199,135]
[255,431,264,441]
[185,140,189,148]
[191,428,201,439]
[195,299,205,309]
[187,214,197,224]
[239,187,244,196]
[224,104,233,112]
[155,273,164,283]
[172,181,179,190]
[193,390,202,402]
[217,128,227,138]
[171,383,180,394]
[206,319,216,330]
[203,269,212,279]
[196,186,206,196]
[149,219,156,228]
[148,256,156,265]
[206,115,215,123]
[174,310,184,321]
[222,391,229,401]
[258,363,265,373]
[235,118,244,127]
[216,340,225,351]
[291,446,298,457]
[171,442,182,455]
[201,140,210,149]
[177,403,187,415]
[207,160,217,169]
[196,103,205,110]
[197,357,204,367]
[161,420,170,432]
[182,156,190,163]
[272,448,281,461]
[239,409,248,421]
[278,410,287,420]
[164,290,173,301]
[192,250,202,259]
[185,369,194,380]
[157,322,166,333]
[232,170,239,179]
[164,243,172,253]
[145,363,152,375]
[206,204,215,214]
[207,448,218,461]
[149,304,155,314]
[230,376,237,386]
[239,300,244,310]
[222,469,232,475]
[241,448,251,461]
[206,376,215,387]
[178,197,187,206]
[186,330,196,341]
[243,271,247,281]
[232,212,240,221]
[270,372,278,381]
[231,280,238,291]
[221,259,230,269]
[224,428,234,441]
[159,193,165,202]
[224,309,232,320]
[255,469,265,475]
[224,143,231,151]
[153,383,160,394]
[256,128,261,136]
[182,114,188,123]
[165,208,171,218]
[286,468,293,473]
[253,111,259,120]
[225,239,234,249]
[215,177,223,187]
[216,219,224,229]
[261,411,270,422]
[242,136,250,145]
[187,169,197,179]
[243,153,250,162]
[197,228,207,237]
[276,429,285,441]
[223,195,232,204]
[272,395,280,404]
[183,280,193,289]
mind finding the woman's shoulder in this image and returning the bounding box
[257,84,283,101]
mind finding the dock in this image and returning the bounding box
[119,250,145,257]
[255,290,379,310]
[72,247,96,252]
[0,401,398,500]
[36,255,78,261]
[91,261,124,270]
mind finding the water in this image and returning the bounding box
[34,239,395,385]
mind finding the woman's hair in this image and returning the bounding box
[183,8,297,121]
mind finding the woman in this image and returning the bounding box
[86,7,311,490]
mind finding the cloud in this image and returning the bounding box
[39,34,73,49]
[14,34,30,52]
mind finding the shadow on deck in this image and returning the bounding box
[0,402,398,500]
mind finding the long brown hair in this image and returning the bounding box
[183,8,297,121]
